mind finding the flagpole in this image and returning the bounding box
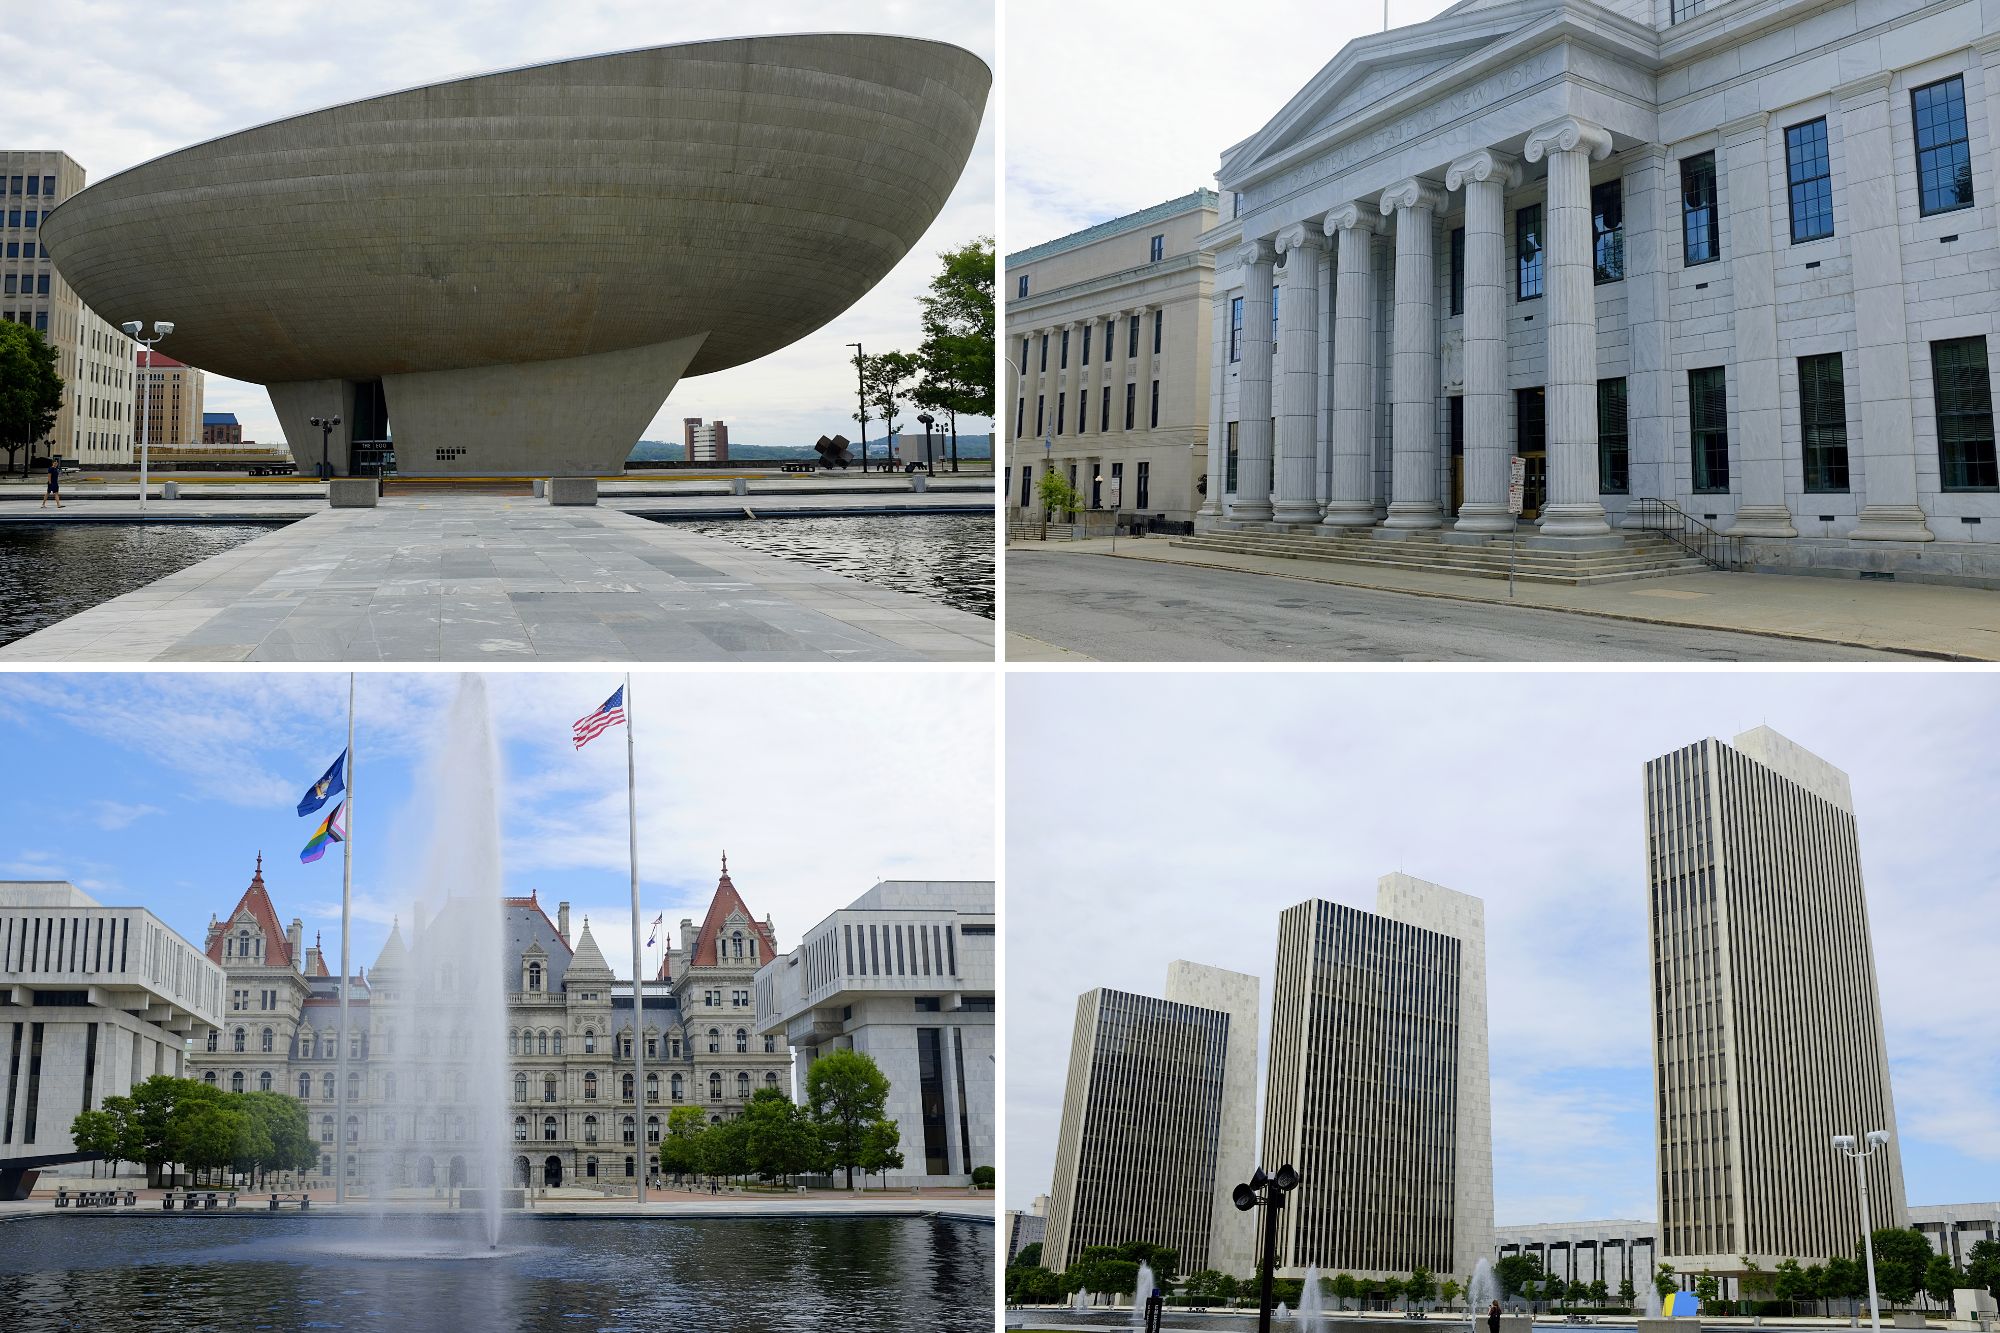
[624,671,646,1205]
[335,670,354,1207]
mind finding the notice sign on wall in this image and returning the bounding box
[1508,456,1526,517]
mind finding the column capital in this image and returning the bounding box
[1445,149,1522,193]
[1522,116,1613,164]
[1323,201,1384,236]
[1718,110,1771,139]
[1974,33,2000,58]
[1274,222,1327,256]
[1236,237,1277,269]
[1833,71,1894,104]
[1378,177,1445,216]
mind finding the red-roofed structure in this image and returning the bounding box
[206,852,293,969]
[656,853,777,979]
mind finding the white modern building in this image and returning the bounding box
[1006,190,1220,527]
[0,881,225,1196]
[1042,960,1260,1276]
[1192,0,2000,584]
[1644,726,1905,1279]
[755,879,994,1188]
[1495,1219,1660,1292]
[1264,873,1494,1281]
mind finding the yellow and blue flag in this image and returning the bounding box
[300,802,346,864]
[298,750,347,817]
[1665,1293,1702,1318]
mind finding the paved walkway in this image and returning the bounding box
[1010,536,2000,659]
[1,499,993,662]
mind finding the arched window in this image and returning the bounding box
[621,1073,634,1101]
[509,1030,519,1055]
[735,1028,747,1053]
[764,1072,779,1089]
[538,1031,549,1056]
[298,1073,311,1098]
[384,1073,398,1100]
[585,1156,598,1178]
[204,1070,217,1086]
[527,962,542,992]
[543,1074,558,1103]
[622,1116,635,1144]
[749,937,757,961]
[736,1072,749,1098]
[230,1071,244,1093]
[763,1035,776,1054]
[238,930,249,957]
[552,1031,563,1056]
[583,1029,596,1054]
[584,1115,599,1144]
[260,1027,273,1053]
[514,1073,527,1102]
[583,1073,597,1101]
[647,1115,661,1144]
[259,1071,273,1092]
[347,1072,360,1101]
[320,1116,334,1144]
[345,1114,360,1144]
[671,1073,684,1102]
[206,1031,218,1052]
[322,1074,334,1100]
[707,1028,719,1054]
[233,1027,246,1053]
[513,1116,528,1142]
[708,1073,721,1102]
[645,1073,658,1102]
[543,1116,558,1142]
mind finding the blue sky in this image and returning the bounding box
[0,671,993,983]
[1007,670,2000,1225]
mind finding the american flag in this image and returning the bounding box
[573,686,626,749]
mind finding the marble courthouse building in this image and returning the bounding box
[1198,0,2000,581]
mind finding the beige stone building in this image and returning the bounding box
[2,151,132,466]
[1005,190,1219,526]
[136,349,203,449]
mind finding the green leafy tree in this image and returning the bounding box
[1825,1256,1867,1315]
[739,1086,822,1185]
[697,1115,752,1184]
[1496,1254,1544,1300]
[1035,465,1083,519]
[1441,1277,1463,1307]
[1922,1253,1961,1312]
[1015,1241,1043,1270]
[1618,1277,1636,1307]
[1589,1279,1608,1306]
[170,1098,245,1178]
[1185,1269,1226,1308]
[1694,1274,1721,1306]
[1774,1258,1808,1305]
[69,1108,125,1177]
[1332,1272,1360,1309]
[1008,1264,1062,1305]
[804,1048,897,1190]
[1872,1228,1936,1306]
[1217,1274,1241,1301]
[853,350,919,467]
[1406,1268,1438,1308]
[1804,1262,1830,1316]
[856,1117,904,1186]
[658,1106,708,1184]
[1068,1249,1140,1297]
[0,320,63,473]
[1654,1263,1679,1299]
[1967,1239,2000,1301]
[911,237,994,473]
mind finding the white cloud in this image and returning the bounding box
[6,0,994,447]
[92,800,164,830]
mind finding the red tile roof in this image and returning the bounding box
[686,853,776,970]
[136,349,189,369]
[207,853,293,969]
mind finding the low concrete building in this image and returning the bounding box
[1912,1201,2000,1267]
[1495,1219,1659,1293]
[1007,1198,1049,1260]
[0,881,225,1196]
[755,879,994,1188]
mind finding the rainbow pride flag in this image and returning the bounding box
[300,801,346,864]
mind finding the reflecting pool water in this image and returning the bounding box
[669,513,995,619]
[0,523,276,646]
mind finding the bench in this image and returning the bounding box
[55,1188,135,1209]
[780,462,818,473]
[268,1193,311,1211]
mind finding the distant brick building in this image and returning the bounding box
[682,416,729,463]
[202,412,241,446]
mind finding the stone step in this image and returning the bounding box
[1170,531,1710,586]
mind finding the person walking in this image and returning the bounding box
[1488,1299,1503,1333]
[38,454,62,509]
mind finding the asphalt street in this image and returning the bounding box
[1006,552,1913,661]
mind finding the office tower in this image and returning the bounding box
[1043,960,1260,1276]
[1645,726,1905,1278]
[1263,873,1493,1279]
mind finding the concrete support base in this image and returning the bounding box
[546,477,599,506]
[1730,505,1799,538]
[328,479,378,508]
[1852,504,1937,542]
[1318,503,1378,530]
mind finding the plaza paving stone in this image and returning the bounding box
[1,498,993,662]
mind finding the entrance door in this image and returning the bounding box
[1515,387,1547,520]
[347,379,393,476]
[1448,396,1465,515]
[544,1156,563,1188]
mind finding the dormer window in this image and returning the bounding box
[528,962,542,992]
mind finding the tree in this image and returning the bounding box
[804,1049,897,1190]
[1774,1258,1809,1305]
[697,1115,751,1184]
[1618,1278,1636,1307]
[70,1109,124,1178]
[739,1085,822,1185]
[1589,1279,1608,1306]
[1825,1256,1867,1314]
[1406,1267,1438,1308]
[1332,1272,1360,1310]
[171,1099,245,1178]
[1654,1263,1679,1299]
[911,237,994,474]
[1496,1254,1544,1301]
[1441,1278,1463,1308]
[1804,1262,1831,1316]
[1035,464,1083,520]
[1968,1239,2000,1301]
[970,1165,994,1188]
[856,1117,904,1186]
[1068,1248,1140,1297]
[1694,1274,1721,1306]
[1008,1264,1062,1305]
[1873,1228,1936,1306]
[659,1106,708,1185]
[0,320,63,473]
[853,350,918,467]
[1922,1253,1961,1312]
[1185,1269,1226,1308]
[1016,1241,1043,1270]
[238,1090,314,1186]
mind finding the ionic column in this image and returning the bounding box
[1228,241,1276,522]
[1721,112,1796,537]
[1316,239,1336,506]
[1523,116,1615,538]
[1621,147,1673,521]
[1201,292,1229,518]
[1378,177,1445,530]
[1273,223,1326,524]
[1128,304,1151,434]
[1320,204,1382,529]
[1838,73,1934,541]
[1445,148,1522,534]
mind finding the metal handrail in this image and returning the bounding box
[1628,498,1743,571]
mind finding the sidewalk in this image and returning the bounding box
[1010,537,2000,660]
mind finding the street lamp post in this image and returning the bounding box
[916,412,936,475]
[1835,1131,1892,1333]
[847,342,868,474]
[1233,1163,1301,1333]
[120,320,174,511]
[309,415,343,482]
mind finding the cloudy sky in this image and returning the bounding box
[0,670,993,982]
[1007,670,2000,1226]
[1006,0,1456,251]
[6,0,993,448]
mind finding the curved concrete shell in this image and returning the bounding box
[41,34,989,476]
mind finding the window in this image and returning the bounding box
[1785,119,1834,243]
[584,1072,598,1100]
[259,1071,272,1092]
[1690,367,1730,492]
[1934,337,1996,490]
[736,1073,750,1099]
[1516,204,1543,300]
[707,1027,720,1054]
[1592,179,1624,283]
[261,1027,273,1053]
[622,1116,636,1144]
[1682,152,1719,264]
[1059,328,1069,370]
[543,1116,558,1142]
[1019,466,1032,507]
[233,1027,245,1052]
[527,962,542,991]
[1153,310,1163,355]
[1137,460,1150,510]
[584,1115,599,1143]
[1076,390,1086,435]
[1034,395,1044,436]
[672,1073,684,1101]
[1124,382,1136,430]
[709,1073,722,1102]
[621,1072,634,1100]
[1226,420,1239,491]
[735,1027,748,1053]
[231,1071,244,1093]
[648,1116,661,1144]
[1128,315,1139,358]
[1149,233,1164,262]
[1449,227,1465,316]
[1020,337,1028,377]
[551,1031,562,1055]
[763,1034,776,1054]
[538,1031,548,1055]
[25,175,36,197]
[1150,380,1161,428]
[1598,378,1629,494]
[1913,76,1974,215]
[1798,353,1850,492]
[1015,398,1025,438]
[1054,392,1066,437]
[1229,296,1244,363]
[1080,324,1090,366]
[1038,334,1048,372]
[299,1073,311,1098]
[584,1029,595,1054]
[1100,384,1111,432]
[1017,274,1028,299]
